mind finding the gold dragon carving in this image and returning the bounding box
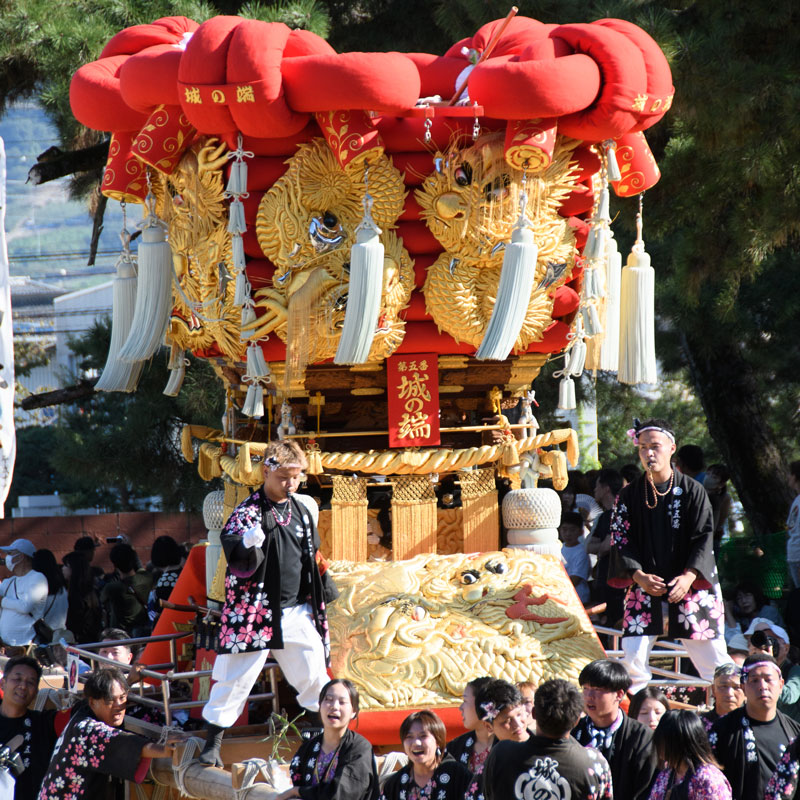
[417,131,582,350]
[327,548,605,709]
[155,138,244,362]
[250,138,413,365]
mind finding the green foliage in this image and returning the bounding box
[11,318,226,513]
[239,0,330,35]
[14,338,50,378]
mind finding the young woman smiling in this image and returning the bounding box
[380,710,471,800]
[281,679,378,800]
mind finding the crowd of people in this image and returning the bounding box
[0,427,798,800]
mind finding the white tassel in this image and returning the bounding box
[240,297,256,332]
[228,199,246,235]
[618,196,657,385]
[234,267,249,307]
[226,159,247,197]
[242,383,264,418]
[232,234,246,272]
[163,360,186,397]
[583,187,610,262]
[598,232,621,372]
[96,256,144,392]
[567,337,587,377]
[604,140,622,183]
[119,201,173,363]
[335,175,384,365]
[558,375,576,410]
[476,178,538,361]
[581,303,603,337]
[245,342,270,382]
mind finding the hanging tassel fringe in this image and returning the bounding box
[245,342,270,383]
[618,196,657,385]
[242,383,265,418]
[476,179,538,360]
[119,195,173,363]
[96,257,144,392]
[603,140,622,183]
[163,359,186,396]
[558,375,576,410]
[335,174,384,365]
[582,188,610,263]
[227,199,246,235]
[566,336,586,377]
[598,232,621,372]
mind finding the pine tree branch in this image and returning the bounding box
[19,379,98,410]
[26,140,110,185]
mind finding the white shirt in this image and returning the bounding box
[42,587,69,633]
[0,569,49,645]
[562,541,591,603]
[787,495,800,562]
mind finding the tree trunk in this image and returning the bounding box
[681,331,793,538]
[19,379,97,410]
[26,140,109,185]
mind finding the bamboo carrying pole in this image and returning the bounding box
[150,757,282,800]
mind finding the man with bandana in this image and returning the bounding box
[197,440,333,767]
[711,654,800,799]
[608,418,733,693]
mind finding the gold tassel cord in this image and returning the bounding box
[391,475,437,560]
[330,475,368,561]
[459,467,500,552]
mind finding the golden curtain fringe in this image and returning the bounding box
[392,475,437,560]
[459,467,499,552]
[330,475,368,561]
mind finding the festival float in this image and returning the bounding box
[63,7,672,796]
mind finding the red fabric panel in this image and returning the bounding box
[177,15,240,132]
[412,254,439,288]
[525,320,571,352]
[550,23,648,142]
[571,146,602,181]
[400,193,423,221]
[402,291,430,321]
[592,18,674,132]
[243,157,289,190]
[119,45,184,111]
[470,16,550,58]
[222,122,320,156]
[245,259,277,292]
[469,54,601,119]
[568,216,590,250]
[403,53,466,98]
[558,180,594,217]
[227,20,308,138]
[100,16,198,58]
[139,544,205,672]
[355,707,467,747]
[610,131,661,197]
[240,191,264,224]
[397,220,441,255]
[398,322,476,355]
[242,228,265,259]
[282,53,421,113]
[551,285,580,318]
[70,55,149,131]
[392,152,435,186]
[376,116,501,153]
[259,338,287,361]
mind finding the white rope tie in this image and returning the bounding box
[173,736,205,799]
[233,757,273,800]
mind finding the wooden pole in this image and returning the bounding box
[447,6,519,105]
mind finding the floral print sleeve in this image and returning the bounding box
[765,740,800,800]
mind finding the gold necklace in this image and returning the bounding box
[645,469,674,509]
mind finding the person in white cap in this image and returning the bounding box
[0,539,48,651]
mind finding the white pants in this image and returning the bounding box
[621,631,733,694]
[202,604,329,728]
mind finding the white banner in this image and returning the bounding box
[0,138,15,516]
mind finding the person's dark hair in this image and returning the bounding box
[560,511,584,529]
[534,679,584,737]
[675,444,704,473]
[467,676,493,697]
[150,536,183,569]
[74,536,97,554]
[32,549,65,596]
[578,659,632,693]
[3,655,43,682]
[100,628,131,642]
[596,468,624,497]
[733,580,768,611]
[63,551,99,611]
[628,686,671,721]
[475,679,523,720]
[706,463,730,483]
[83,667,129,702]
[742,651,780,679]
[109,543,138,574]
[318,678,360,717]
[652,710,719,771]
[399,710,447,755]
[638,418,675,439]
[620,464,641,484]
